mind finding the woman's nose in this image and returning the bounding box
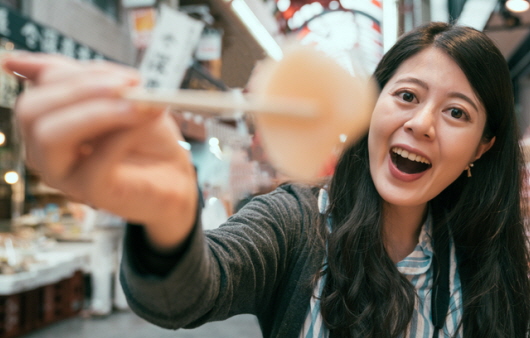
[403,107,436,140]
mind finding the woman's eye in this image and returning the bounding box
[450,108,465,119]
[399,91,416,102]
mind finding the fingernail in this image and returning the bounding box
[0,51,36,78]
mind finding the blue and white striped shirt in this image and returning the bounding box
[300,190,463,338]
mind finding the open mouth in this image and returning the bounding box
[390,147,432,174]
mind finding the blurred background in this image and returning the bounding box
[0,0,529,337]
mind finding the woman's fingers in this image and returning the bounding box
[5,53,157,182]
[55,113,195,228]
[36,60,140,87]
[1,52,76,81]
[66,118,175,205]
[16,73,137,128]
[26,97,164,182]
[1,52,139,85]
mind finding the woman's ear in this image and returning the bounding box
[474,136,496,161]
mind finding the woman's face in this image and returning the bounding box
[368,47,495,208]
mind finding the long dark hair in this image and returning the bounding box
[319,22,530,337]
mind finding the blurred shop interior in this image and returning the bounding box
[0,0,529,337]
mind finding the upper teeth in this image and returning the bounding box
[392,147,431,165]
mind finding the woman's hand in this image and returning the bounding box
[2,53,198,249]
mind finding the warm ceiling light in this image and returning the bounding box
[506,0,530,13]
[4,171,18,185]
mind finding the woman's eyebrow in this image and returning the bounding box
[395,77,479,113]
[448,92,479,112]
[395,77,429,89]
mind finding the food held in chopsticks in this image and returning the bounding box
[247,45,376,180]
[123,44,377,180]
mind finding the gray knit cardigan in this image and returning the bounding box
[120,184,325,338]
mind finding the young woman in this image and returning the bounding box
[3,22,529,337]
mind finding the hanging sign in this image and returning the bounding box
[0,5,105,60]
[139,5,204,89]
[195,27,223,61]
[129,7,157,49]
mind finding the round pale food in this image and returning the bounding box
[250,44,377,181]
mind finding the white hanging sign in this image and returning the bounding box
[139,5,204,89]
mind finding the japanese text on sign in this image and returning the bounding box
[0,6,105,60]
[139,5,204,90]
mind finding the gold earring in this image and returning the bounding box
[466,163,474,177]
